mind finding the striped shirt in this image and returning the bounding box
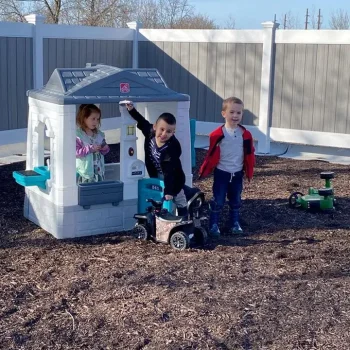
[149,137,169,174]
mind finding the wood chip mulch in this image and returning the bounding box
[1,145,350,350]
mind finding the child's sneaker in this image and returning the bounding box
[209,224,220,237]
[230,222,243,235]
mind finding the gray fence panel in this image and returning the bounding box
[138,41,262,125]
[290,44,306,131]
[313,45,328,132]
[188,43,199,119]
[205,42,217,122]
[225,43,236,113]
[253,44,262,122]
[301,45,317,131]
[272,43,350,134]
[0,37,9,131]
[0,37,33,131]
[43,39,133,119]
[336,46,350,134]
[179,42,189,99]
[197,42,208,122]
[324,45,339,133]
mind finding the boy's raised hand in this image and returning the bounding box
[119,100,134,111]
[125,101,134,111]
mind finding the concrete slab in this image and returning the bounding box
[2,136,350,166]
[0,155,27,165]
[0,142,27,158]
[195,137,350,165]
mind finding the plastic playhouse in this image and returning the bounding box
[13,64,192,239]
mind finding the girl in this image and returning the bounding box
[76,104,110,183]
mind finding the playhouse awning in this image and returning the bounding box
[28,64,189,105]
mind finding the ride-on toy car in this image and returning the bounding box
[289,171,336,211]
[133,189,208,251]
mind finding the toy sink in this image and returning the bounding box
[13,166,50,189]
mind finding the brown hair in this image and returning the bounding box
[222,97,244,111]
[76,104,101,131]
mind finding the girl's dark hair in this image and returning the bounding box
[76,104,101,131]
[156,112,176,125]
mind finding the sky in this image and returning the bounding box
[188,0,350,29]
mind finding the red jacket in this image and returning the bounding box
[198,124,255,180]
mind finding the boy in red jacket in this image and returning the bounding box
[198,97,255,236]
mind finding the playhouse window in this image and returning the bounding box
[127,125,135,136]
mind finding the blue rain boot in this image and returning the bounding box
[229,208,243,235]
[209,200,221,237]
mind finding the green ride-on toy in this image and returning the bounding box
[289,172,336,212]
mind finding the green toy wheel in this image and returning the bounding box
[289,192,304,208]
[318,188,333,196]
[320,172,334,180]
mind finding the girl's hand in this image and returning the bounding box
[164,195,173,201]
[92,144,101,152]
[100,145,108,151]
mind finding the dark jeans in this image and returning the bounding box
[211,168,243,211]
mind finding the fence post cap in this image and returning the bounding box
[24,14,46,25]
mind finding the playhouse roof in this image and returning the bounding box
[28,64,189,105]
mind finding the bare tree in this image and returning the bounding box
[0,0,65,24]
[128,0,217,29]
[308,5,320,29]
[329,9,350,29]
[222,14,235,29]
[36,0,62,23]
[154,0,195,28]
[0,0,34,22]
[128,0,162,28]
[0,0,219,28]
[0,0,129,25]
[0,0,72,24]
[63,0,127,27]
[173,14,217,29]
[279,10,301,29]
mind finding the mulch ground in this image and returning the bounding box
[1,145,350,350]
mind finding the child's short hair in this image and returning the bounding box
[156,112,176,125]
[222,97,244,111]
[76,104,101,130]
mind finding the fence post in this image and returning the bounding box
[127,21,141,69]
[25,14,45,89]
[258,21,279,154]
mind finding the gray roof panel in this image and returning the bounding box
[28,64,189,104]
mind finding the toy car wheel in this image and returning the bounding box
[170,231,189,251]
[133,224,149,240]
[288,192,304,208]
[320,172,334,180]
[193,227,208,246]
[318,188,333,196]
